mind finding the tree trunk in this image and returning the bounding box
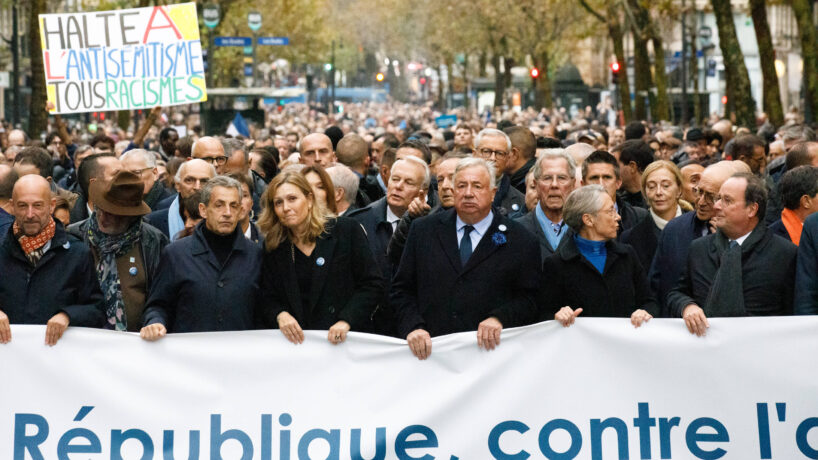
[750,0,784,126]
[711,0,757,127]
[789,0,818,123]
[479,52,488,78]
[690,32,702,125]
[632,34,653,120]
[28,0,48,137]
[437,65,446,110]
[462,54,470,110]
[629,0,656,121]
[651,34,671,121]
[608,12,633,122]
[118,110,130,132]
[492,54,506,108]
[535,51,553,109]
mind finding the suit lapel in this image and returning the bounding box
[436,210,461,272]
[308,232,337,312]
[461,213,501,274]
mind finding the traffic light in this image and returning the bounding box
[324,63,333,72]
[419,77,427,85]
[530,68,540,79]
[375,72,385,82]
[610,62,620,85]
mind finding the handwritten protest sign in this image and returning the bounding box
[40,3,207,114]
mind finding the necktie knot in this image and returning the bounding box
[729,240,739,249]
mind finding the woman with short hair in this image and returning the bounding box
[542,185,657,327]
[620,160,687,272]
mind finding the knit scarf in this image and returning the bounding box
[87,215,142,331]
[781,208,803,246]
[14,218,56,265]
[703,226,766,317]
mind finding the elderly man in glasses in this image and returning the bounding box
[649,161,746,315]
[145,159,216,241]
[472,129,526,218]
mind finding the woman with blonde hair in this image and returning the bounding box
[620,160,688,272]
[258,171,383,344]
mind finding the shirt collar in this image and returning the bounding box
[385,205,401,225]
[732,230,753,246]
[456,211,494,236]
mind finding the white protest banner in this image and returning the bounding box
[39,3,206,114]
[2,318,817,459]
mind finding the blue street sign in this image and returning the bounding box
[214,37,252,47]
[244,64,254,76]
[258,37,290,46]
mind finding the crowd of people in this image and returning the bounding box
[1,101,817,359]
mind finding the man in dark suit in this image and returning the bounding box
[140,176,263,340]
[649,161,742,314]
[516,150,576,264]
[144,159,215,241]
[667,173,797,336]
[392,158,541,360]
[795,212,818,314]
[581,150,647,236]
[349,156,430,336]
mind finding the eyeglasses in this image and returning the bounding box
[182,177,210,186]
[693,186,717,203]
[130,167,153,176]
[595,206,617,217]
[200,156,228,166]
[538,174,572,185]
[476,148,509,159]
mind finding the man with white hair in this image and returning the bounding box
[144,159,216,241]
[326,164,360,215]
[392,157,540,360]
[120,149,173,210]
[516,150,577,264]
[349,155,430,336]
[473,128,526,218]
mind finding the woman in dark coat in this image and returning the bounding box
[258,171,384,344]
[620,160,688,272]
[542,184,657,327]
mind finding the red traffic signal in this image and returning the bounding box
[419,77,427,85]
[610,62,620,73]
[530,68,540,79]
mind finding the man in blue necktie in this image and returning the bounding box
[392,158,541,360]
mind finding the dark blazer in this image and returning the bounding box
[617,195,648,236]
[649,211,710,316]
[0,222,105,326]
[260,217,384,331]
[155,193,177,211]
[69,192,90,224]
[795,213,818,314]
[515,210,571,265]
[67,218,169,294]
[541,236,657,320]
[142,223,263,332]
[666,225,796,317]
[144,181,175,211]
[494,175,526,218]
[0,207,13,244]
[620,212,661,272]
[391,208,541,339]
[768,218,791,242]
[348,197,397,335]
